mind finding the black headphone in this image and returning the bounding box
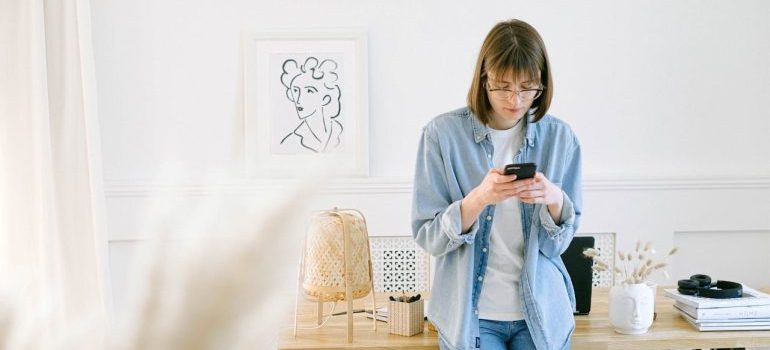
[677,274,743,299]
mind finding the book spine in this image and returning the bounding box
[697,305,770,320]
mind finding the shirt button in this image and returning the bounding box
[474,310,479,315]
[482,247,488,253]
[486,215,492,221]
[487,154,492,158]
[478,276,483,282]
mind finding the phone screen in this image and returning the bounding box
[503,163,537,179]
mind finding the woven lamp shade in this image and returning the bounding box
[294,208,377,343]
[301,208,373,302]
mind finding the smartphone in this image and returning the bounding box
[503,162,537,179]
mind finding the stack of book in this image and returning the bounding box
[664,285,770,331]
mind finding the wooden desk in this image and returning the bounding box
[571,287,770,350]
[280,294,437,350]
[280,288,770,350]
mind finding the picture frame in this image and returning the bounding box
[242,30,368,177]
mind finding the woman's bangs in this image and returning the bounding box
[488,47,541,85]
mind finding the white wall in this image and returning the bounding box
[92,0,770,315]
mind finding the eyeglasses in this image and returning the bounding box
[485,82,544,101]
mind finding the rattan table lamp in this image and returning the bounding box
[293,208,376,343]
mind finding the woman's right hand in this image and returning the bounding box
[461,167,534,232]
[468,168,521,206]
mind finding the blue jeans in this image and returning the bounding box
[478,319,537,350]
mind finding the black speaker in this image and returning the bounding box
[561,236,595,315]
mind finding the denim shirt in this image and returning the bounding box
[411,107,582,350]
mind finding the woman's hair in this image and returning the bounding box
[467,19,553,124]
[281,57,342,118]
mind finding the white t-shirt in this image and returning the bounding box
[477,121,526,321]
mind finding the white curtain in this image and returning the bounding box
[0,0,109,347]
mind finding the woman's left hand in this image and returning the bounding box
[511,172,563,205]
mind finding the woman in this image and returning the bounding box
[411,19,582,350]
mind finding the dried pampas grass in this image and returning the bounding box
[583,240,678,286]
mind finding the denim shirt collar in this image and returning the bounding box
[469,110,536,147]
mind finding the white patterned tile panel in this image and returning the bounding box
[371,234,613,291]
[578,233,616,288]
[370,236,430,293]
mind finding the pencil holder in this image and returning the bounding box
[388,299,424,336]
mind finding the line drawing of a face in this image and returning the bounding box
[279,57,343,153]
[290,73,325,119]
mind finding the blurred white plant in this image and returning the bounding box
[113,176,323,350]
[583,240,678,286]
[0,168,328,350]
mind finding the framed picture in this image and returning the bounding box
[243,30,368,177]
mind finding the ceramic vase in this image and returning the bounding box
[608,283,655,334]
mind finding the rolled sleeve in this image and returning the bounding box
[537,139,582,258]
[538,191,576,240]
[441,200,480,245]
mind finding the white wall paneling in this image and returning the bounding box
[92,0,770,321]
[105,177,770,313]
[672,230,770,289]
